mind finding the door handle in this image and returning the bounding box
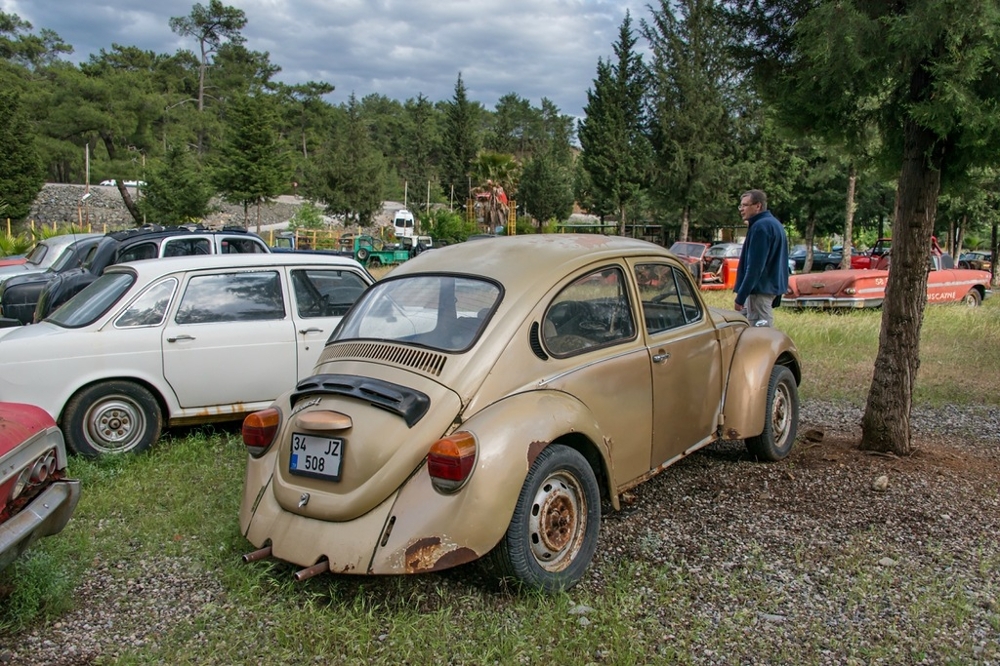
[166,334,195,343]
[299,327,324,334]
[652,352,670,364]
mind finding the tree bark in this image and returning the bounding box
[679,205,690,243]
[842,163,856,269]
[803,212,816,273]
[100,133,142,225]
[860,119,942,455]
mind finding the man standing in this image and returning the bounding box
[734,189,789,327]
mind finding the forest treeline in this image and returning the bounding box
[1,1,1000,257]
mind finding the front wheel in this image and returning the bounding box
[485,445,601,592]
[962,289,982,307]
[745,366,798,461]
[61,381,162,457]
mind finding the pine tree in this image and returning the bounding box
[441,73,482,203]
[578,12,652,235]
[0,88,44,221]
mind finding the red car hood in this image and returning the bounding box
[0,402,56,457]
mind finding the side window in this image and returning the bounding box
[221,238,268,254]
[291,269,370,318]
[541,266,635,357]
[162,238,211,257]
[635,263,704,334]
[115,278,178,328]
[117,242,157,263]
[175,271,285,324]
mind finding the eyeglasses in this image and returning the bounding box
[738,202,757,209]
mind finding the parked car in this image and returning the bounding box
[668,241,710,282]
[237,234,802,591]
[0,233,102,288]
[958,250,993,272]
[788,245,840,272]
[99,179,116,186]
[1,226,271,326]
[783,252,992,308]
[0,254,374,457]
[700,242,743,290]
[0,401,80,572]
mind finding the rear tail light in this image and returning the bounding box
[427,431,478,493]
[243,408,281,457]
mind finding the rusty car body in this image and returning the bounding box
[0,401,80,571]
[238,235,802,591]
[783,252,992,309]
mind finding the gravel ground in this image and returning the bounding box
[1,399,998,665]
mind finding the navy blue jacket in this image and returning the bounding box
[734,210,789,306]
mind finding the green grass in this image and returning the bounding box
[1,283,997,663]
[701,289,1000,406]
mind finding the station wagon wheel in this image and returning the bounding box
[62,381,163,458]
[486,444,601,592]
[745,366,799,462]
[962,289,982,307]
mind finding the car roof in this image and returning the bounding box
[390,234,672,288]
[104,252,369,279]
[39,233,103,251]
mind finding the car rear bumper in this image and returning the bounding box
[0,478,81,570]
[783,297,882,309]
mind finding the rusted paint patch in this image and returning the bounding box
[404,537,478,573]
[527,440,548,466]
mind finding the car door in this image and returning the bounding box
[161,269,297,408]
[634,261,724,467]
[288,267,371,379]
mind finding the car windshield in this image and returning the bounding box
[669,242,704,259]
[47,272,135,328]
[333,275,502,352]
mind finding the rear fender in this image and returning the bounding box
[369,390,611,574]
[721,330,800,440]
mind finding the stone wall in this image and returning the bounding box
[18,184,301,232]
[15,184,398,236]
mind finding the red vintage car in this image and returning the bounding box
[783,252,992,309]
[700,242,742,291]
[0,402,80,571]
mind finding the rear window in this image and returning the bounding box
[47,272,136,328]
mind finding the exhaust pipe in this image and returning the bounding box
[294,559,329,582]
[242,546,272,563]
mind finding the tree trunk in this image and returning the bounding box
[679,205,690,242]
[842,163,856,269]
[992,223,998,289]
[618,204,626,237]
[860,120,942,455]
[100,133,142,225]
[803,212,816,273]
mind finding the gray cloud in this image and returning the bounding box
[3,0,648,118]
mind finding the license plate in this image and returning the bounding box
[802,300,825,308]
[289,433,344,481]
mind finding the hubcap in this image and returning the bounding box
[528,471,587,572]
[85,398,146,454]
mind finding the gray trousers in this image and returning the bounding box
[745,293,776,327]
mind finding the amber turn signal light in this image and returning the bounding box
[243,408,281,457]
[427,431,478,493]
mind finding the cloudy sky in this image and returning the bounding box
[3,0,650,120]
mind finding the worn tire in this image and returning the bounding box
[61,381,162,457]
[962,289,982,307]
[356,248,370,262]
[745,366,799,462]
[485,445,601,592]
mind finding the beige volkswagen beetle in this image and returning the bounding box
[239,235,801,591]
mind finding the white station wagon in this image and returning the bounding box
[0,254,373,457]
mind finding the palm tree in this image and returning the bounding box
[470,152,520,233]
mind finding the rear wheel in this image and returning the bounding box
[62,381,162,457]
[962,289,982,307]
[485,445,601,592]
[356,247,370,262]
[746,366,798,461]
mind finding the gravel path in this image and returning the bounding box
[1,399,998,665]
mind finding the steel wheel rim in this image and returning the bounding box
[771,381,792,448]
[528,471,588,572]
[85,397,147,454]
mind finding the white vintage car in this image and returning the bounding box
[0,254,373,457]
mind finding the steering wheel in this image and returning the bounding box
[650,292,675,304]
[546,300,589,327]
